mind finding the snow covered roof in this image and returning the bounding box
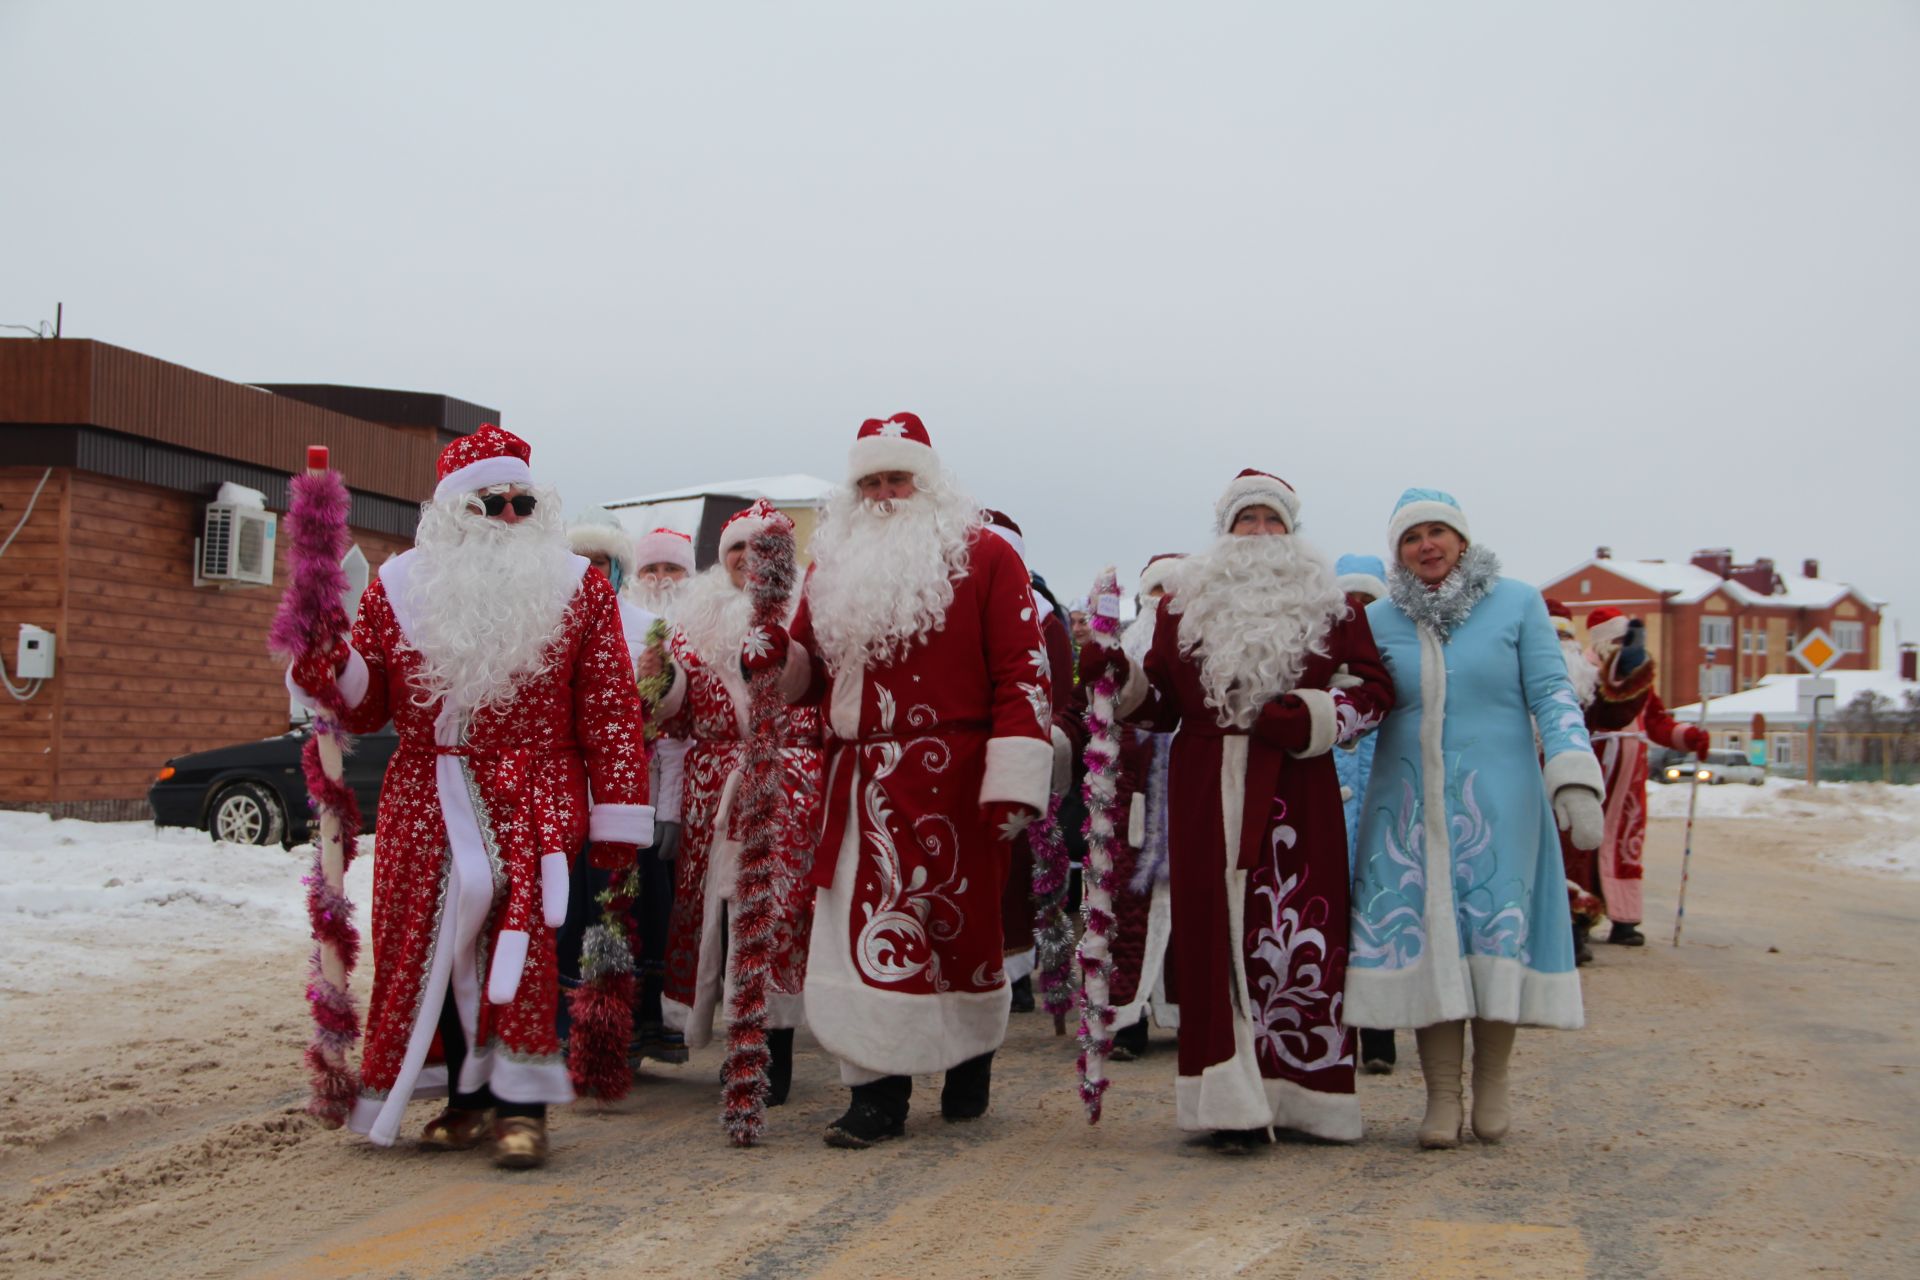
[603,473,835,509]
[1548,558,1879,610]
[1669,670,1918,724]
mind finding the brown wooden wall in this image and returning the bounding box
[0,466,410,807]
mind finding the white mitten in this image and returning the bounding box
[487,929,530,1005]
[1553,786,1605,852]
[540,852,569,929]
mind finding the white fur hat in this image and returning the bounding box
[847,412,940,484]
[566,505,635,580]
[1386,487,1469,556]
[1215,469,1301,535]
[633,526,695,573]
[719,498,793,551]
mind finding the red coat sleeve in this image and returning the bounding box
[571,573,653,845]
[1642,690,1687,749]
[976,533,1055,812]
[337,578,397,735]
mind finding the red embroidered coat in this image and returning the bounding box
[1578,657,1692,926]
[660,625,824,1046]
[1119,601,1393,1139]
[788,528,1055,1077]
[315,554,652,1146]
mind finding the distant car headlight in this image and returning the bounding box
[1665,768,1682,780]
[1697,769,1712,780]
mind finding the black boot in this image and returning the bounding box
[1359,1027,1397,1075]
[1110,1018,1149,1062]
[941,1052,994,1121]
[1009,975,1036,1013]
[824,1077,910,1149]
[767,1028,795,1108]
[1573,917,1595,965]
[1607,922,1646,947]
[1209,1127,1269,1154]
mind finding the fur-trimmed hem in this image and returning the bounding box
[1266,1076,1363,1143]
[981,735,1053,811]
[1344,953,1584,1031]
[588,802,655,847]
[1543,750,1604,800]
[804,974,1011,1077]
[1290,687,1338,759]
[1174,1010,1272,1132]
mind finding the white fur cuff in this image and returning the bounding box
[777,639,812,703]
[540,852,569,929]
[1115,651,1151,719]
[1050,725,1072,796]
[284,646,371,714]
[1290,687,1339,759]
[981,735,1053,812]
[1543,749,1605,800]
[590,802,655,847]
[487,929,530,1005]
[1128,792,1146,848]
[656,656,689,721]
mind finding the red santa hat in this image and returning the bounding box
[1544,596,1578,642]
[1215,468,1301,535]
[434,423,533,504]
[982,508,1026,562]
[847,412,939,484]
[1138,552,1185,599]
[1586,605,1630,649]
[633,526,695,573]
[719,497,794,550]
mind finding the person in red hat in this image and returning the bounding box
[1543,599,1605,962]
[1576,607,1710,947]
[289,424,652,1167]
[651,500,825,1105]
[1079,470,1395,1149]
[761,413,1054,1148]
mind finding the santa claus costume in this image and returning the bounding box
[1577,606,1709,947]
[980,509,1079,1010]
[777,414,1054,1148]
[657,500,825,1104]
[1088,472,1394,1147]
[290,426,652,1166]
[1106,554,1187,1060]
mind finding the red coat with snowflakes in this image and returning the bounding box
[317,554,652,1146]
[1575,656,1694,926]
[660,626,824,1047]
[1001,604,1080,958]
[789,528,1055,1077]
[1118,601,1392,1139]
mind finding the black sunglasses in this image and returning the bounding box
[481,493,538,517]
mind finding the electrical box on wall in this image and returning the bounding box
[16,625,55,679]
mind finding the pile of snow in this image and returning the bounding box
[1646,781,1920,878]
[0,812,372,993]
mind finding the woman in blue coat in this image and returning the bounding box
[1347,490,1604,1148]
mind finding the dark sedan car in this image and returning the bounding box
[148,722,399,846]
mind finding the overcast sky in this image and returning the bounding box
[6,1,1916,662]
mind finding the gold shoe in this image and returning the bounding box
[419,1107,492,1151]
[491,1115,548,1170]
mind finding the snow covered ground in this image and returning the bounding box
[0,811,372,994]
[1646,779,1920,877]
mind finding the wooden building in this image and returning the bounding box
[0,338,493,819]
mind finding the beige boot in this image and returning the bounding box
[1414,1021,1465,1149]
[1470,1018,1516,1143]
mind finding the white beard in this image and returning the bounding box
[1562,637,1600,707]
[803,478,980,674]
[401,490,579,724]
[1169,533,1349,730]
[1121,595,1162,666]
[627,574,684,618]
[671,566,754,668]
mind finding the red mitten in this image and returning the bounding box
[981,800,1038,843]
[1251,695,1312,753]
[742,621,790,674]
[1683,726,1711,759]
[1078,640,1125,688]
[292,637,350,697]
[589,840,639,872]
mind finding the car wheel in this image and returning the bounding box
[210,782,287,846]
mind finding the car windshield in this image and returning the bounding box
[1709,752,1747,766]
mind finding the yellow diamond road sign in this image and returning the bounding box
[1791,627,1840,674]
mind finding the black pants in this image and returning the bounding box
[856,1051,994,1121]
[555,844,676,1039]
[441,985,544,1120]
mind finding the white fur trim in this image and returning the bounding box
[1346,955,1585,1031]
[1386,499,1469,556]
[985,523,1026,562]
[1290,687,1339,759]
[540,851,569,929]
[433,455,532,505]
[656,655,689,720]
[566,524,636,579]
[847,435,939,483]
[1586,615,1630,649]
[482,1053,576,1107]
[1050,724,1072,796]
[1336,572,1388,601]
[589,802,655,847]
[1266,1075,1364,1143]
[777,637,813,703]
[1127,792,1146,848]
[1115,649,1151,718]
[487,929,530,1005]
[285,646,371,714]
[1543,749,1604,800]
[828,663,863,739]
[634,529,695,573]
[1003,948,1036,982]
[981,735,1054,811]
[1214,473,1301,535]
[1137,558,1183,600]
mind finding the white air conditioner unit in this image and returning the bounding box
[195,503,278,587]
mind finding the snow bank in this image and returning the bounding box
[0,812,372,993]
[1645,780,1920,878]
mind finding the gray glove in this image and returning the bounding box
[650,820,682,862]
[1553,786,1604,852]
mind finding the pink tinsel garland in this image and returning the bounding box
[721,521,797,1147]
[1028,795,1074,1032]
[1075,568,1124,1123]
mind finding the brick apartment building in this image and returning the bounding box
[1538,548,1885,710]
[0,338,492,819]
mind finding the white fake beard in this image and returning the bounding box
[671,565,754,668]
[628,574,685,618]
[1169,533,1349,730]
[804,477,980,674]
[1562,637,1600,706]
[1121,595,1161,665]
[402,489,579,723]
